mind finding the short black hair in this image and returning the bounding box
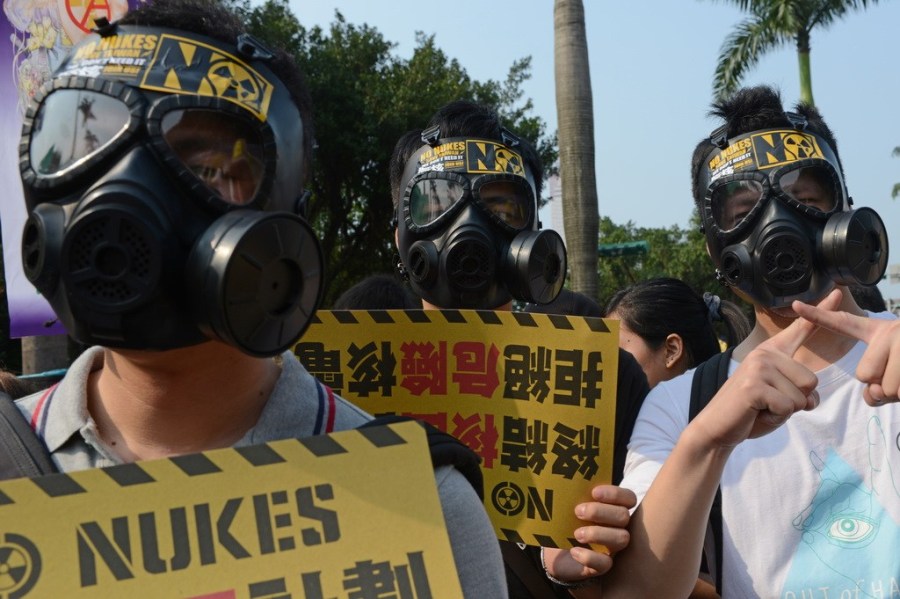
[389,100,543,209]
[0,370,46,399]
[523,288,602,318]
[332,274,419,310]
[849,284,887,312]
[118,0,315,177]
[690,85,842,212]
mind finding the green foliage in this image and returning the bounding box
[707,0,882,103]
[595,212,746,313]
[230,0,557,305]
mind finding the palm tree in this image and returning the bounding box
[710,0,882,106]
[554,0,598,299]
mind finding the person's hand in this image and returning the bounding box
[689,289,844,450]
[792,295,900,405]
[543,485,637,584]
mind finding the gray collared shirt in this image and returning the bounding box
[16,347,506,598]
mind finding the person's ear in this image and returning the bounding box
[664,333,685,371]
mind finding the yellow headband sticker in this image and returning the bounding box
[707,137,753,179]
[707,130,826,183]
[419,141,466,171]
[64,33,274,121]
[750,130,824,169]
[418,140,526,176]
[140,34,273,121]
[465,140,525,175]
[67,33,160,77]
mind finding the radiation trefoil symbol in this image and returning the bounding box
[491,482,525,516]
[0,534,41,599]
[495,149,524,175]
[208,61,264,108]
[783,134,816,161]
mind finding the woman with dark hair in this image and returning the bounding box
[605,277,750,389]
[605,277,750,598]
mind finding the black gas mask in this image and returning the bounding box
[18,23,323,357]
[699,115,888,307]
[396,127,566,309]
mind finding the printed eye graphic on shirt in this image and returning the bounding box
[782,417,900,598]
[826,515,877,547]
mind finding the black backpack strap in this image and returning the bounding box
[689,347,734,421]
[360,415,562,598]
[358,414,484,499]
[0,391,57,480]
[500,542,564,599]
[688,347,734,596]
[613,348,650,485]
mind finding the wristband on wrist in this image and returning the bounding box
[540,547,601,590]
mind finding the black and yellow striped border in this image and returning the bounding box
[0,424,410,506]
[311,309,611,333]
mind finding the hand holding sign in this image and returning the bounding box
[792,294,900,405]
[542,484,636,586]
[689,288,843,450]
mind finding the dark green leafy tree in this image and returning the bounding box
[232,0,556,305]
[595,213,749,316]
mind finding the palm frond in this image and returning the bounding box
[809,0,882,29]
[701,0,764,12]
[712,17,788,100]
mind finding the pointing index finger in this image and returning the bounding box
[763,289,844,357]
[791,291,878,344]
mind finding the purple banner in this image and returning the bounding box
[1,0,143,337]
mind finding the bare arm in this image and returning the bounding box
[601,421,732,597]
[559,289,846,598]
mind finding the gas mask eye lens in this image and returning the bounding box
[161,109,266,205]
[711,179,764,232]
[478,180,530,229]
[30,90,131,176]
[778,166,838,214]
[409,178,465,226]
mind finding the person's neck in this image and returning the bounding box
[87,342,280,462]
[734,287,864,369]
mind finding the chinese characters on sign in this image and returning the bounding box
[297,310,620,547]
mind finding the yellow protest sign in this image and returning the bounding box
[296,309,619,548]
[0,421,462,598]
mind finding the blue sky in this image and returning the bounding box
[288,0,900,302]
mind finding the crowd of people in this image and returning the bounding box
[2,0,898,598]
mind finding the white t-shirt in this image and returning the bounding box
[622,314,900,598]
